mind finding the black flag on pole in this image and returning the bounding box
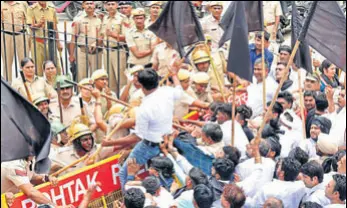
[220,1,263,47]
[221,1,252,82]
[291,1,312,73]
[148,1,205,58]
[299,1,346,72]
[1,78,52,173]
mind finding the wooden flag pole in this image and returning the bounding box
[298,70,307,140]
[231,75,237,147]
[256,40,301,140]
[262,31,267,111]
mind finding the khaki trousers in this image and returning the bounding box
[77,47,102,82]
[104,49,127,93]
[1,33,29,82]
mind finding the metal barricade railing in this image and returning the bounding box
[1,20,129,97]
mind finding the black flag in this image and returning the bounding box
[148,1,205,58]
[1,78,52,173]
[291,1,312,73]
[222,2,252,82]
[299,1,346,72]
[220,1,263,47]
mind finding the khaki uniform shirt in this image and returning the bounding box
[1,1,27,32]
[49,96,88,126]
[186,86,198,99]
[263,1,283,25]
[50,145,98,175]
[12,76,57,100]
[201,15,224,50]
[209,50,226,89]
[27,3,58,38]
[129,88,144,105]
[75,13,102,47]
[151,43,180,77]
[122,15,135,33]
[174,91,195,119]
[1,159,34,194]
[125,27,157,65]
[192,85,214,103]
[101,12,126,47]
[145,17,156,28]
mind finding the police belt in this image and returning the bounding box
[143,139,160,147]
[109,45,126,51]
[129,63,153,69]
[78,45,103,54]
[266,22,275,26]
[3,29,26,36]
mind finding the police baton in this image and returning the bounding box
[19,71,33,103]
[64,79,132,108]
[56,82,64,124]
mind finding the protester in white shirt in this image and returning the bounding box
[235,139,276,197]
[142,176,175,208]
[247,58,278,118]
[275,62,298,93]
[216,103,249,159]
[300,117,332,159]
[324,174,346,208]
[246,157,306,208]
[100,68,184,187]
[300,161,331,205]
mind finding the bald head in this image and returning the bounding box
[263,197,284,208]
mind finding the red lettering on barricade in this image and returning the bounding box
[4,155,121,208]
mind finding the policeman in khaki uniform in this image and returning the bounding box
[1,156,58,207]
[200,1,224,51]
[118,1,135,31]
[32,93,60,123]
[174,69,210,119]
[191,45,225,91]
[27,1,62,76]
[120,65,145,105]
[145,1,162,27]
[192,72,214,103]
[91,69,117,116]
[263,1,283,40]
[78,78,96,117]
[69,1,103,82]
[125,8,159,69]
[50,75,93,127]
[50,123,98,175]
[151,42,180,77]
[50,123,113,175]
[1,1,29,82]
[101,1,128,92]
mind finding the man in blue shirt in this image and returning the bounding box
[249,31,274,71]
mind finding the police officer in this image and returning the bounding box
[69,1,103,82]
[27,1,62,76]
[50,120,69,149]
[200,1,224,51]
[32,93,60,122]
[12,57,57,100]
[50,123,98,175]
[125,8,160,69]
[151,42,180,77]
[1,156,58,206]
[78,78,95,116]
[145,1,162,27]
[174,69,210,119]
[119,65,145,104]
[191,45,225,91]
[1,1,29,82]
[49,75,91,126]
[263,1,283,53]
[91,69,117,115]
[118,1,134,31]
[101,1,128,93]
[192,72,214,103]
